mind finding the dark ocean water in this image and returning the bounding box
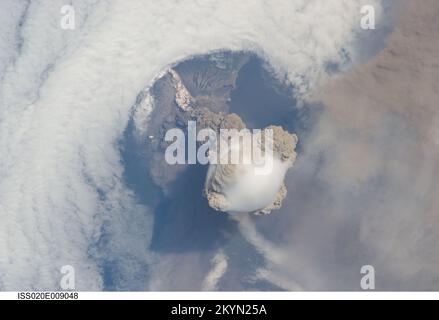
[229,56,296,130]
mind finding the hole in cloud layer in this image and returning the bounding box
[118,51,319,289]
[121,51,315,246]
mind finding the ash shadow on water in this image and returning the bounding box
[120,117,234,254]
[149,164,233,252]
